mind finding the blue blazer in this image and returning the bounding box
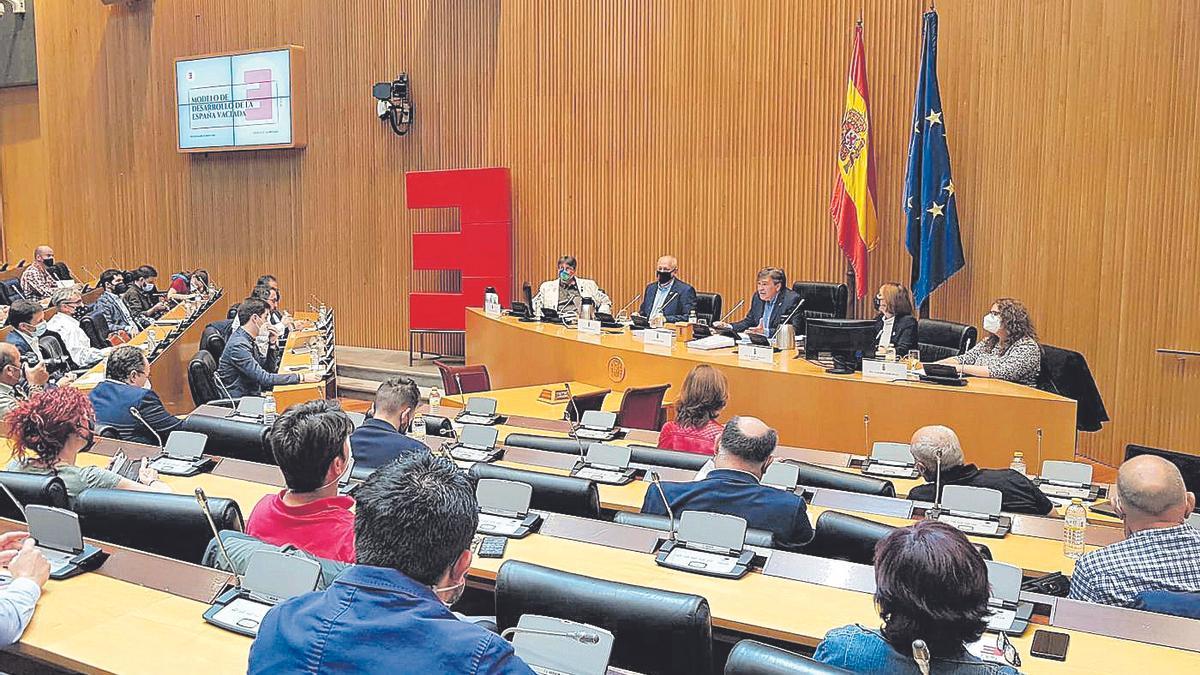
[730,288,803,334]
[94,291,138,334]
[350,418,431,470]
[641,468,814,549]
[249,565,535,674]
[216,328,299,399]
[4,331,38,359]
[89,379,182,446]
[638,279,698,323]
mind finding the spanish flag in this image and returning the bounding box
[830,22,878,300]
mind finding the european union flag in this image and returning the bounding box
[904,10,965,308]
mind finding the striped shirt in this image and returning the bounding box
[958,335,1041,385]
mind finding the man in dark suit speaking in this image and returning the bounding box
[716,267,802,335]
[634,255,697,323]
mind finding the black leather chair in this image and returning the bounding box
[791,282,848,334]
[227,303,240,320]
[612,511,776,549]
[502,433,582,456]
[181,413,273,464]
[627,444,711,471]
[188,350,223,407]
[694,292,723,324]
[96,424,120,439]
[0,279,24,305]
[74,489,244,563]
[201,321,231,361]
[495,560,713,675]
[0,472,70,522]
[1037,344,1109,432]
[725,640,851,674]
[468,464,601,519]
[795,462,895,497]
[916,318,977,362]
[799,510,895,565]
[39,330,78,373]
[80,311,111,349]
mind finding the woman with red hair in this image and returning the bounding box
[6,387,169,499]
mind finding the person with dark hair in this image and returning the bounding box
[657,364,726,455]
[717,267,803,335]
[94,268,138,334]
[167,269,209,302]
[814,520,1018,674]
[248,453,535,674]
[246,399,357,562]
[6,388,169,498]
[906,425,1053,515]
[216,297,319,399]
[4,300,49,363]
[88,345,182,446]
[0,343,48,417]
[122,265,169,321]
[350,377,429,469]
[256,274,279,292]
[230,285,289,357]
[641,416,813,548]
[531,254,612,317]
[19,246,59,301]
[873,282,918,356]
[939,297,1041,385]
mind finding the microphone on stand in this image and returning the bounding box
[129,407,164,454]
[651,292,679,322]
[563,383,588,465]
[500,626,601,645]
[717,299,745,324]
[933,448,944,511]
[212,372,237,406]
[769,298,805,339]
[195,487,241,588]
[912,640,931,675]
[648,472,677,543]
[615,293,643,318]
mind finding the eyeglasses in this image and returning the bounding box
[996,630,1021,667]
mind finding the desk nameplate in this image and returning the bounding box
[1052,597,1200,653]
[762,551,877,595]
[1010,513,1125,547]
[538,513,660,554]
[211,457,286,486]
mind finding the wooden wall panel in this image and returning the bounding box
[1,0,1196,464]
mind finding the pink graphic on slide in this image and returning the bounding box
[243,69,275,122]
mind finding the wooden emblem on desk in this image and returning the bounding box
[607,356,626,383]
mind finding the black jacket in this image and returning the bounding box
[908,464,1054,515]
[1036,344,1109,432]
[731,288,803,334]
[873,314,918,355]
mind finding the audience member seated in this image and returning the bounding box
[122,265,169,321]
[94,268,139,335]
[248,453,535,674]
[0,531,50,646]
[657,364,726,456]
[642,416,813,549]
[230,284,291,357]
[0,344,48,417]
[634,255,697,323]
[813,520,1018,674]
[1069,454,1200,607]
[938,297,1041,386]
[350,376,429,470]
[246,400,357,563]
[167,268,209,303]
[6,388,169,498]
[217,298,318,399]
[906,425,1053,515]
[873,282,918,356]
[18,246,59,301]
[4,300,48,362]
[89,346,182,446]
[531,255,612,318]
[46,288,111,368]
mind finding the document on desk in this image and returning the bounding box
[938,514,1001,536]
[212,597,272,632]
[663,547,739,575]
[986,607,1017,632]
[686,335,736,350]
[75,372,105,386]
[478,513,524,536]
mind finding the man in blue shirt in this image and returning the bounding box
[93,269,140,334]
[635,255,697,323]
[350,376,430,469]
[717,267,802,335]
[249,453,534,674]
[641,416,813,549]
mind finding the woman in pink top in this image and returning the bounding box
[657,364,727,455]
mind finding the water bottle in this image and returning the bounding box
[688,310,698,325]
[1009,451,1027,476]
[263,393,278,424]
[885,345,897,362]
[309,342,321,370]
[649,313,665,329]
[429,386,442,409]
[1064,498,1088,559]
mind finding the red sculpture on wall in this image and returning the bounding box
[406,167,512,331]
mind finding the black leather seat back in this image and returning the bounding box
[795,462,895,497]
[502,433,581,456]
[496,560,713,675]
[792,282,848,333]
[50,262,73,281]
[612,511,776,549]
[39,331,77,372]
[0,279,24,305]
[1037,344,1109,432]
[74,489,244,563]
[800,510,895,565]
[725,639,852,674]
[627,444,711,471]
[188,350,222,407]
[0,472,70,522]
[80,312,110,349]
[201,321,230,360]
[916,318,977,362]
[181,412,273,464]
[694,292,723,324]
[468,463,601,519]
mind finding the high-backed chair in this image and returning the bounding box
[39,331,78,372]
[0,473,70,522]
[795,462,896,497]
[50,262,74,282]
[74,489,244,563]
[694,292,723,324]
[800,510,895,565]
[187,350,223,407]
[468,464,601,519]
[79,312,111,350]
[725,640,852,675]
[627,444,711,471]
[616,384,671,431]
[502,433,581,455]
[181,413,273,464]
[612,512,776,549]
[1037,344,1109,432]
[201,321,231,360]
[495,560,713,675]
[435,361,491,395]
[916,318,977,362]
[565,389,610,422]
[791,282,849,334]
[0,279,25,305]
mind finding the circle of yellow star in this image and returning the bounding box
[926,201,945,218]
[943,180,956,197]
[925,109,943,127]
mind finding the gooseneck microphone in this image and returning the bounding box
[717,299,745,324]
[562,383,587,463]
[500,626,601,645]
[614,293,642,317]
[212,372,237,406]
[0,481,27,518]
[648,472,677,542]
[912,639,931,675]
[933,448,944,511]
[195,487,241,588]
[129,406,165,453]
[769,298,806,339]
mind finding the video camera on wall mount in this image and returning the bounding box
[372,73,414,136]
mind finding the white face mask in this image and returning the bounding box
[142,378,153,390]
[431,579,466,607]
[982,313,1002,334]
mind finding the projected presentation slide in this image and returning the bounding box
[176,49,294,150]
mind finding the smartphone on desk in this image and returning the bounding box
[1030,629,1069,661]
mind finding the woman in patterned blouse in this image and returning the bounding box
[940,298,1042,386]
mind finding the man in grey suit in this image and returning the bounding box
[217,297,321,399]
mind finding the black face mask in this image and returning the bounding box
[112,283,129,295]
[873,296,882,312]
[656,271,673,284]
[78,424,96,453]
[43,257,56,268]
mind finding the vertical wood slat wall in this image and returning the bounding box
[2,0,1197,465]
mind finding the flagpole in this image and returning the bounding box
[846,267,857,319]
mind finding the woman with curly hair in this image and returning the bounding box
[657,365,727,455]
[939,297,1041,385]
[6,387,169,499]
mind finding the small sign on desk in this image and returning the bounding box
[643,329,675,348]
[861,359,908,381]
[577,319,602,335]
[484,301,503,317]
[738,344,775,364]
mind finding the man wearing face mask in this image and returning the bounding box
[0,344,49,418]
[245,400,358,563]
[248,452,535,674]
[18,246,60,301]
[46,288,111,369]
[4,300,51,364]
[88,346,182,446]
[349,376,430,470]
[634,255,697,323]
[217,297,321,399]
[93,268,139,335]
[121,265,170,322]
[530,255,612,318]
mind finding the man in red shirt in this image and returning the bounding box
[247,399,356,562]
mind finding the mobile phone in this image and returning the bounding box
[1030,629,1069,661]
[477,536,508,559]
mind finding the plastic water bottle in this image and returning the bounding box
[649,313,665,329]
[688,310,698,325]
[1064,498,1088,559]
[1009,451,1027,476]
[429,386,442,409]
[263,393,278,424]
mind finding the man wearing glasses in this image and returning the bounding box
[46,288,111,369]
